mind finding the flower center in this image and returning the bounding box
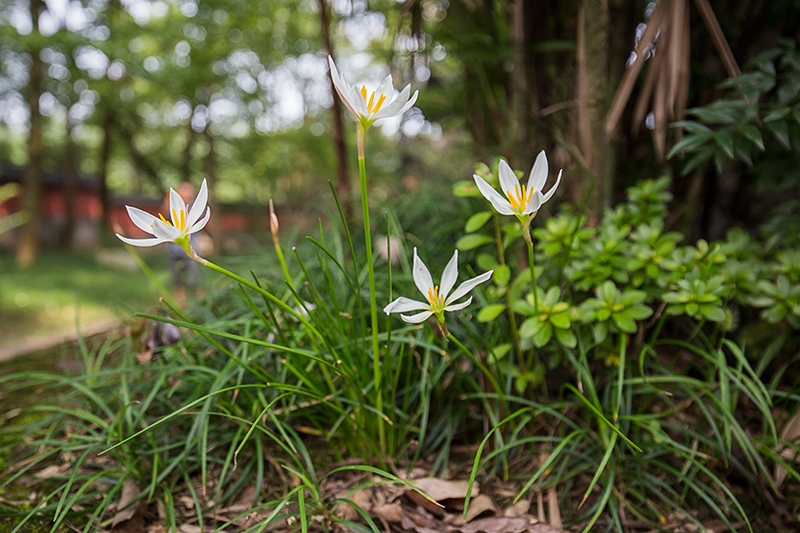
[505,183,535,212]
[427,285,445,310]
[159,209,187,232]
[360,85,387,114]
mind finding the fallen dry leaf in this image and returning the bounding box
[178,525,202,533]
[464,494,496,522]
[111,479,144,530]
[373,502,404,523]
[411,478,480,501]
[455,516,535,533]
[503,500,531,517]
[775,409,800,487]
[34,464,68,479]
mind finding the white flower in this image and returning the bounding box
[116,179,210,251]
[328,56,418,129]
[473,151,562,219]
[383,248,493,324]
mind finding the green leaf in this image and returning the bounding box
[667,133,712,159]
[764,305,788,324]
[533,323,553,348]
[493,265,511,287]
[519,316,544,339]
[554,327,577,348]
[767,119,791,149]
[456,234,493,251]
[593,322,608,344]
[626,304,654,320]
[612,313,637,333]
[453,180,481,197]
[738,123,765,150]
[699,304,726,322]
[477,304,506,323]
[488,343,512,363]
[714,134,734,159]
[465,211,493,233]
[549,312,571,329]
[477,254,498,271]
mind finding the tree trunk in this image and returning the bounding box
[318,0,349,210]
[574,0,612,219]
[16,0,45,267]
[204,127,220,257]
[62,106,77,248]
[98,111,113,236]
[507,0,530,168]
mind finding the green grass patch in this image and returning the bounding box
[0,249,168,346]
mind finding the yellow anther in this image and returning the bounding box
[367,91,375,112]
[373,94,386,113]
[360,85,367,101]
[505,183,535,212]
[427,285,444,308]
[159,213,171,226]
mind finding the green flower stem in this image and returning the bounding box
[200,254,342,406]
[492,212,522,371]
[197,255,321,341]
[526,234,539,313]
[447,333,505,405]
[526,235,541,375]
[357,123,386,458]
[613,333,627,425]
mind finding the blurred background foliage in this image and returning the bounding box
[2,0,800,265]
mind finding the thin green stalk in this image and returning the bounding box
[357,123,385,457]
[526,237,541,375]
[199,258,321,341]
[447,334,504,405]
[527,238,538,313]
[492,211,522,371]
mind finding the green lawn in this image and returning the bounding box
[0,249,170,347]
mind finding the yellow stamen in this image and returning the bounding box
[360,85,387,115]
[505,183,535,212]
[180,210,186,231]
[373,94,386,113]
[159,213,172,226]
[427,285,444,308]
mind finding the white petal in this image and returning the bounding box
[116,234,167,247]
[528,150,548,193]
[525,191,543,214]
[473,175,515,216]
[400,310,433,324]
[439,250,459,301]
[498,160,520,198]
[189,207,211,234]
[328,57,360,119]
[126,205,159,234]
[374,85,413,119]
[374,75,394,102]
[412,248,434,298]
[151,218,181,241]
[187,179,208,227]
[328,56,342,89]
[169,188,186,226]
[446,270,493,305]
[444,296,473,312]
[383,297,430,315]
[541,169,562,204]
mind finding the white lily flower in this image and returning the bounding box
[384,248,493,324]
[473,151,562,219]
[116,179,211,255]
[328,56,418,129]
